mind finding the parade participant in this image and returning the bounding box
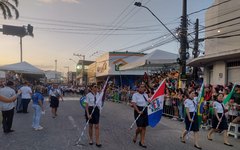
[32,85,45,131]
[20,81,32,113]
[131,83,149,148]
[181,91,201,149]
[49,84,63,118]
[0,81,17,133]
[85,83,102,147]
[207,93,233,147]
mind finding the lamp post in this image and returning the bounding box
[73,53,85,85]
[134,1,188,87]
[64,66,69,84]
[134,2,179,42]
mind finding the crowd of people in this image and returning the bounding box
[0,69,240,149]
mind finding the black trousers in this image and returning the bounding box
[2,108,14,132]
[22,99,31,113]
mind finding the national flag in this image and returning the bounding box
[197,83,205,127]
[223,84,236,105]
[96,76,109,109]
[148,80,165,127]
[79,96,86,109]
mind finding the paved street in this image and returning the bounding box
[0,97,239,150]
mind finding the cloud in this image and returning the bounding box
[38,0,80,4]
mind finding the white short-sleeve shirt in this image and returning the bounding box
[184,98,196,112]
[131,92,148,107]
[86,92,100,107]
[213,101,224,113]
[20,86,32,99]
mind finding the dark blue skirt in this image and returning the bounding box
[134,106,148,127]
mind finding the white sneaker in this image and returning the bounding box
[35,126,43,131]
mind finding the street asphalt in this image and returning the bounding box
[0,96,239,150]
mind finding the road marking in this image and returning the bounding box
[68,115,77,128]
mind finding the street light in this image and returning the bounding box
[134,2,179,42]
[64,66,69,84]
[134,1,188,86]
[69,58,77,64]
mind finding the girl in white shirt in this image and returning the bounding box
[207,93,233,147]
[131,83,149,148]
[181,91,201,149]
[85,84,102,147]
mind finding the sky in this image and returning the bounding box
[0,0,214,74]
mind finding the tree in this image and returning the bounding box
[0,0,19,19]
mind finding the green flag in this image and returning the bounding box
[223,84,236,105]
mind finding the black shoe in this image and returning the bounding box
[224,143,233,147]
[9,129,15,132]
[180,137,186,143]
[207,135,213,141]
[96,144,102,148]
[139,142,147,148]
[89,142,93,145]
[133,138,137,143]
[16,111,23,113]
[194,145,202,149]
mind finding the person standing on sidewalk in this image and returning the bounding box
[20,81,32,113]
[0,81,17,133]
[32,85,45,131]
[131,83,149,148]
[49,84,63,118]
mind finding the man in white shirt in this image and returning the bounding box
[20,81,32,113]
[0,81,16,133]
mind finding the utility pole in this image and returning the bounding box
[55,59,57,80]
[73,53,85,85]
[193,19,199,80]
[179,0,188,87]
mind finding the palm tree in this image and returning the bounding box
[0,0,19,19]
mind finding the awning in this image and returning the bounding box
[187,48,240,67]
[0,61,45,75]
[120,49,178,70]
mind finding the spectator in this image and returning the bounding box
[20,81,32,113]
[0,81,17,133]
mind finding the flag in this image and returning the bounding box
[79,96,86,109]
[96,76,109,109]
[223,84,236,105]
[148,80,165,127]
[197,84,205,127]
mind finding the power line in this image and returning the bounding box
[188,0,232,16]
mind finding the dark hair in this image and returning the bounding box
[6,81,14,86]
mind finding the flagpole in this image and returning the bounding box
[75,106,96,145]
[129,79,166,130]
[75,76,109,146]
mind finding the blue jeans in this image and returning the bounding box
[32,104,41,128]
[178,104,184,119]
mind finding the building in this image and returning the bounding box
[188,0,240,85]
[76,60,94,85]
[94,51,146,87]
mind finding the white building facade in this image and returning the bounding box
[188,0,240,85]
